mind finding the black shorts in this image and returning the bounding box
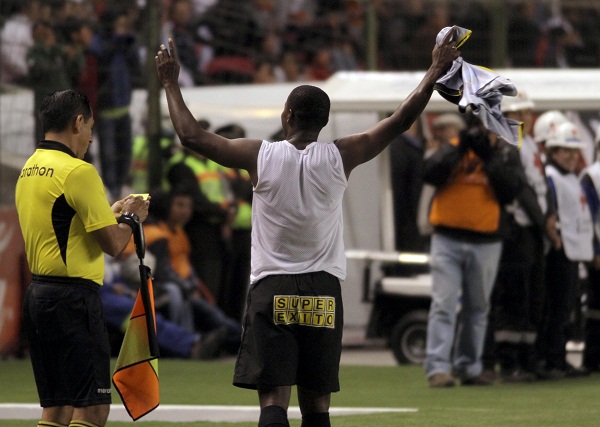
[233,271,344,392]
[22,276,112,407]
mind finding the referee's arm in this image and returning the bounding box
[92,223,139,257]
[92,197,149,257]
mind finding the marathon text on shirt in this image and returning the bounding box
[19,164,54,178]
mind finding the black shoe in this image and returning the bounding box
[461,374,494,386]
[196,326,228,360]
[500,368,536,383]
[566,364,590,377]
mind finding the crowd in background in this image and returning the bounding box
[2,0,600,371]
[2,0,600,89]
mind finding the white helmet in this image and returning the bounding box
[500,91,535,113]
[533,110,569,143]
[544,121,586,149]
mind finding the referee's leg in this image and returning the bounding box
[39,404,109,427]
[72,404,110,426]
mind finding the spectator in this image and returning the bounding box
[423,113,522,388]
[375,0,418,70]
[562,5,600,68]
[162,0,203,86]
[535,15,580,68]
[389,118,429,260]
[454,0,492,66]
[508,2,543,67]
[580,124,600,373]
[407,5,450,70]
[253,59,277,84]
[140,188,242,355]
[416,113,466,237]
[27,21,74,143]
[199,0,259,58]
[538,121,593,378]
[273,51,306,83]
[0,0,41,84]
[214,123,253,322]
[305,45,333,80]
[93,6,142,201]
[165,140,235,305]
[490,92,548,382]
[130,125,176,193]
[102,256,227,359]
[64,18,99,113]
[428,112,466,152]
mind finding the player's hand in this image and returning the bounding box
[155,38,180,88]
[431,26,461,77]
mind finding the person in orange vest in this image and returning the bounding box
[423,112,523,388]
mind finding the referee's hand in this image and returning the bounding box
[118,195,150,223]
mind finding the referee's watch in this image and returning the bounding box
[118,212,140,232]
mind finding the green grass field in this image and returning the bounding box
[1,357,599,426]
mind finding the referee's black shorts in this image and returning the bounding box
[22,276,112,407]
[233,271,344,392]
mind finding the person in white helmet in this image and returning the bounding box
[538,121,594,379]
[579,124,600,373]
[533,110,569,163]
[485,92,551,382]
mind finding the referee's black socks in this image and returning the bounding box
[258,405,290,427]
[301,411,331,427]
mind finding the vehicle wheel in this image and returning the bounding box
[389,310,428,365]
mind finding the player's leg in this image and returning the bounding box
[297,387,331,427]
[295,272,342,427]
[258,386,292,427]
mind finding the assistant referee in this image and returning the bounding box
[15,89,149,427]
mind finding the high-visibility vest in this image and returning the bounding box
[182,156,230,207]
[131,135,174,193]
[221,167,252,229]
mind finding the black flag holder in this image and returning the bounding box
[133,222,160,358]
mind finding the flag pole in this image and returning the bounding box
[133,222,159,357]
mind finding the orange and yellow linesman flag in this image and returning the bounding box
[112,222,160,421]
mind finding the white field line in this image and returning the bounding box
[0,403,417,423]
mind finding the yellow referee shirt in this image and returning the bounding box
[15,141,117,285]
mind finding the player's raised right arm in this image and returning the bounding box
[155,38,261,173]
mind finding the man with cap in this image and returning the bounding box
[488,92,551,382]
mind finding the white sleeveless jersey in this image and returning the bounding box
[512,135,548,226]
[250,140,348,283]
[546,164,593,261]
